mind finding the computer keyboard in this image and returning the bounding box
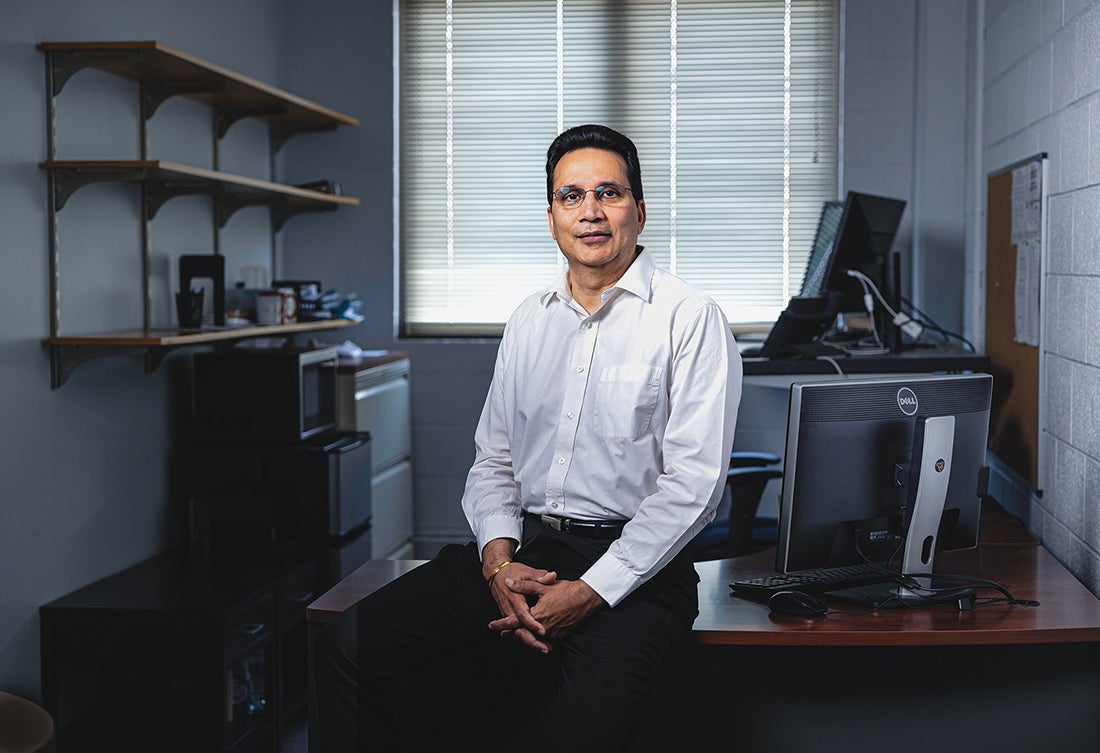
[729,563,893,600]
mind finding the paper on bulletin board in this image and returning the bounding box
[1011,162,1042,346]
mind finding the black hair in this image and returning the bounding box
[545,124,644,205]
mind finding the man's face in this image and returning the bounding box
[547,147,646,277]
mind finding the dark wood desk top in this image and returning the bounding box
[306,505,1100,648]
[308,558,426,624]
[305,543,1100,650]
[695,544,1100,646]
[307,544,1100,648]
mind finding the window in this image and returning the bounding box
[399,0,838,336]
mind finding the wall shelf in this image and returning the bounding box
[38,40,359,145]
[40,41,360,388]
[46,319,355,389]
[45,160,359,229]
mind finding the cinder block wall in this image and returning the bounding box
[984,0,1100,594]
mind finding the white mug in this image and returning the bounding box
[256,291,284,325]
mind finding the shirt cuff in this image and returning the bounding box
[581,552,643,608]
[476,514,524,559]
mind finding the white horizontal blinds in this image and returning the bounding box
[672,0,838,323]
[399,0,838,334]
[401,0,560,330]
[788,0,839,305]
[560,0,673,274]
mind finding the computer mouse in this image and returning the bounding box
[768,590,829,617]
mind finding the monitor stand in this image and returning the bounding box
[827,416,957,609]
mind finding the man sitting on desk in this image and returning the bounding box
[313,123,742,752]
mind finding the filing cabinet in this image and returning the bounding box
[337,353,415,558]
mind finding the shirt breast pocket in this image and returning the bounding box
[593,363,664,439]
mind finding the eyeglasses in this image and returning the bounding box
[552,183,634,210]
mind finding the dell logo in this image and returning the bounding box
[897,387,918,416]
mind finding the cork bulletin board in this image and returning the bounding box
[985,154,1046,488]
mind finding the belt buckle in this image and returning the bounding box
[539,514,563,532]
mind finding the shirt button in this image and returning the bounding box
[558,457,566,464]
[551,502,560,509]
[567,411,575,420]
[576,365,584,373]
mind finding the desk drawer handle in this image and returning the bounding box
[236,623,265,636]
[290,592,315,605]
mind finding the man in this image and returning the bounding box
[313,123,741,752]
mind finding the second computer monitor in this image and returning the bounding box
[800,200,845,297]
[815,191,907,314]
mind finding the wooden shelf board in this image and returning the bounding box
[38,40,358,129]
[44,160,359,208]
[47,319,356,347]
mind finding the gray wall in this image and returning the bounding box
[983,0,1100,594]
[842,0,972,339]
[0,0,301,699]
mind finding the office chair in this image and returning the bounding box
[687,452,784,562]
[729,451,781,468]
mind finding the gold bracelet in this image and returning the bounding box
[486,560,513,587]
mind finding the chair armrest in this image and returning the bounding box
[729,451,782,468]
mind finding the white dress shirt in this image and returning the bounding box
[461,249,743,606]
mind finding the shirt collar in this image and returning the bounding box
[540,246,654,307]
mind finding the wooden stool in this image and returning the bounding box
[0,692,54,753]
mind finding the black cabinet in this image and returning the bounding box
[39,547,339,753]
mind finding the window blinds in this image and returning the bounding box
[399,0,838,335]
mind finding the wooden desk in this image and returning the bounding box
[308,531,1100,752]
[308,503,1090,641]
[695,544,1100,646]
[308,545,1100,646]
[307,558,425,625]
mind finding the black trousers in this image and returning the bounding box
[312,516,699,752]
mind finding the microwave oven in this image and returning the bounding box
[192,345,339,445]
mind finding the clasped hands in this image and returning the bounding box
[482,543,605,654]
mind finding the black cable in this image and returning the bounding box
[899,295,976,352]
[852,536,1039,607]
[906,572,1040,606]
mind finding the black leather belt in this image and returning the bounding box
[529,513,628,540]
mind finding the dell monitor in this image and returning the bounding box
[775,373,993,606]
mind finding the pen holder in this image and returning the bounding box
[176,290,204,329]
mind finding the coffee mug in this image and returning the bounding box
[256,291,284,325]
[277,288,298,324]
